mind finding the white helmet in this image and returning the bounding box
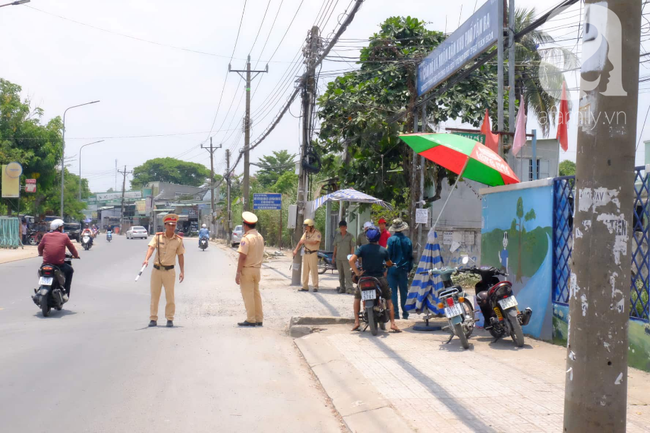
[202,224,207,228]
[50,219,64,231]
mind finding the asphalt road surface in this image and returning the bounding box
[0,235,342,433]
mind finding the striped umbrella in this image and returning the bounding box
[400,133,519,186]
[404,231,444,315]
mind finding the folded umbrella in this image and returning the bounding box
[405,231,444,315]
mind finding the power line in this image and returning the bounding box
[249,0,273,57]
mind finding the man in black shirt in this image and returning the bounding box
[349,229,401,332]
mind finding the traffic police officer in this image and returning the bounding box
[293,218,321,292]
[236,211,265,327]
[142,213,185,327]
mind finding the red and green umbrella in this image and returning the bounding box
[400,133,519,186]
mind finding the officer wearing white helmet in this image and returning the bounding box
[293,218,321,292]
[198,223,210,246]
[37,219,80,302]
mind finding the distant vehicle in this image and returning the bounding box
[231,225,243,247]
[63,223,81,243]
[126,226,148,240]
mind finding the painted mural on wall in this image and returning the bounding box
[553,303,650,372]
[481,184,554,339]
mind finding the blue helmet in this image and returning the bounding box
[367,228,381,243]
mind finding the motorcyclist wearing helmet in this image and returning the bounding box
[293,218,321,292]
[37,219,80,301]
[349,228,401,332]
[198,223,210,246]
[81,225,94,247]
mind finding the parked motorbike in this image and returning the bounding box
[106,230,112,242]
[31,254,77,317]
[465,262,533,347]
[426,266,475,349]
[199,237,209,251]
[317,251,337,274]
[81,234,92,250]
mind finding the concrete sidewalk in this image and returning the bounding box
[0,246,39,264]
[296,325,650,433]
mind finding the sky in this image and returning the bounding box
[0,0,647,193]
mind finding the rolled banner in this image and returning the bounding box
[135,264,147,282]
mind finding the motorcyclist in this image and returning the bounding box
[198,224,210,246]
[37,219,80,302]
[349,228,401,333]
[81,225,94,246]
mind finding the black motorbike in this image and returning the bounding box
[199,237,209,251]
[317,251,337,274]
[32,254,77,317]
[356,275,390,336]
[468,266,533,347]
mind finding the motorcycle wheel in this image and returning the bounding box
[367,307,378,336]
[317,257,327,274]
[41,294,50,317]
[453,323,470,349]
[462,300,475,337]
[28,236,38,246]
[380,321,386,330]
[507,309,525,347]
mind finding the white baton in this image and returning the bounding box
[135,264,147,282]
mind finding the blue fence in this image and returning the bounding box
[552,168,650,322]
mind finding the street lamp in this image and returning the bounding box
[0,0,30,8]
[78,140,105,201]
[61,100,100,219]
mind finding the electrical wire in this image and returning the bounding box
[249,0,273,57]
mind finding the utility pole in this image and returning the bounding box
[508,0,515,135]
[564,1,642,432]
[226,149,232,245]
[115,159,118,190]
[291,26,321,286]
[229,55,268,211]
[117,165,132,233]
[202,137,221,238]
[497,0,505,156]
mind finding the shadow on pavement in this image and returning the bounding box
[33,310,78,319]
[311,293,341,317]
[475,336,534,350]
[369,337,497,433]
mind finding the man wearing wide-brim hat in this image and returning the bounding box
[142,213,185,327]
[386,218,413,320]
[236,211,265,327]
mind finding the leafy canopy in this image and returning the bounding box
[559,160,576,177]
[317,16,499,208]
[255,150,296,188]
[131,157,211,188]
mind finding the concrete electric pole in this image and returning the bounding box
[117,165,132,233]
[202,137,221,238]
[291,25,321,286]
[563,1,642,431]
[229,55,268,211]
[225,149,232,245]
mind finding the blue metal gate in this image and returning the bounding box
[552,168,650,321]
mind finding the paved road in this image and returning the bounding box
[0,236,342,433]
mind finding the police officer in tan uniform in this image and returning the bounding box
[236,211,265,327]
[142,214,185,327]
[293,218,321,292]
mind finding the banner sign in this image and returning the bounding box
[95,191,142,202]
[253,193,282,210]
[417,0,498,96]
[451,132,486,144]
[2,162,22,198]
[25,178,37,193]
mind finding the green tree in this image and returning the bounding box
[131,157,211,188]
[256,150,296,188]
[559,160,576,176]
[0,78,67,217]
[317,16,499,220]
[40,169,90,220]
[271,171,298,195]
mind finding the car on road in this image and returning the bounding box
[63,223,82,243]
[126,226,148,239]
[231,225,243,247]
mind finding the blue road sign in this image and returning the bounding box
[417,0,498,96]
[253,193,282,210]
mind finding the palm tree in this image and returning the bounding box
[512,8,578,137]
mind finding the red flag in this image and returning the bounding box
[556,81,570,151]
[480,109,499,153]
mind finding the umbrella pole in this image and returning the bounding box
[430,158,469,234]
